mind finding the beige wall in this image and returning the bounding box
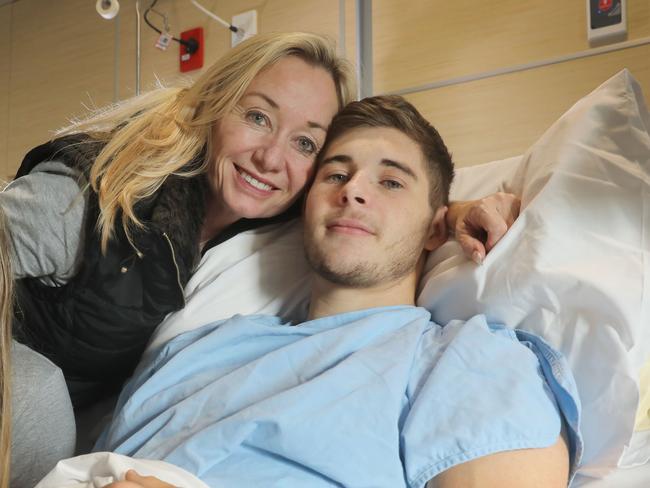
[373,0,650,166]
[374,0,650,94]
[0,0,345,179]
[8,0,116,174]
[0,5,11,181]
[115,0,345,99]
[1,0,649,178]
[405,44,650,166]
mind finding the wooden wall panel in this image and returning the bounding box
[343,0,358,68]
[406,45,650,167]
[115,0,342,99]
[0,5,11,180]
[7,0,115,175]
[4,1,648,175]
[373,0,650,94]
[5,0,341,176]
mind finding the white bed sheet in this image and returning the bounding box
[36,452,208,488]
[572,462,650,487]
[41,452,650,488]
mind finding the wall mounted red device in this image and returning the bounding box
[180,27,204,72]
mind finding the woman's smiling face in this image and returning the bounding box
[208,56,340,225]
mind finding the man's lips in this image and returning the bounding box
[326,218,375,236]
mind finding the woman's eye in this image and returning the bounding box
[381,179,403,190]
[246,111,269,127]
[297,137,317,155]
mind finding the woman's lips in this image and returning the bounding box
[234,165,278,195]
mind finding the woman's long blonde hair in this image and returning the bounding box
[0,207,13,488]
[62,32,355,251]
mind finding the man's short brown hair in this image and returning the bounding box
[318,95,454,210]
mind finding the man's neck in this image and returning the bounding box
[307,271,419,320]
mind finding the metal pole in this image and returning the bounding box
[339,0,346,57]
[355,0,372,99]
[135,0,141,96]
[387,36,650,96]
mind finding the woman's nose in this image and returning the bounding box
[252,138,285,172]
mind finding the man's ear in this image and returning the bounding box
[424,205,448,252]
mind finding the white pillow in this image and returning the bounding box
[418,69,650,476]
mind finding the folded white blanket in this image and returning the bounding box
[35,452,208,488]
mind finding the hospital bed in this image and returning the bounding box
[41,69,649,487]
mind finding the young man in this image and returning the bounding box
[94,96,581,488]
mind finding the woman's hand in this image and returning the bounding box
[447,193,521,264]
[102,470,176,488]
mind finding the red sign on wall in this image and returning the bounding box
[180,27,204,73]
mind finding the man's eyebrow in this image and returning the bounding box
[242,92,327,133]
[320,156,418,180]
[320,154,352,166]
[381,159,418,180]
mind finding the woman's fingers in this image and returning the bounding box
[454,193,521,263]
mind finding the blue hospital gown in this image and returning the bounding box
[96,306,582,487]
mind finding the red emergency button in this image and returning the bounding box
[599,0,613,12]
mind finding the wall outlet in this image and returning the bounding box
[232,10,257,47]
[587,0,627,46]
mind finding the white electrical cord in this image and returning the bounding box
[135,0,141,96]
[190,0,239,33]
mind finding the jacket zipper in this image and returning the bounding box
[162,232,186,307]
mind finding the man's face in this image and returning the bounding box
[304,126,441,288]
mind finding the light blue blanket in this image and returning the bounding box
[97,306,582,487]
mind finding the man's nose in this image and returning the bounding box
[338,175,367,205]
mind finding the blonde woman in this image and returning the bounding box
[4,33,352,410]
[3,32,515,413]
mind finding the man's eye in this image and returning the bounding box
[326,173,348,183]
[297,137,317,155]
[246,111,269,127]
[382,179,403,190]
